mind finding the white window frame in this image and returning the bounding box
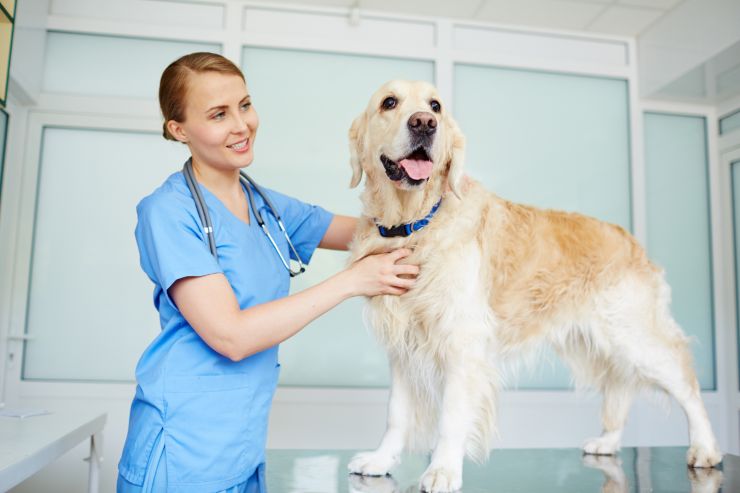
[719,126,740,454]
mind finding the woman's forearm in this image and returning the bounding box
[226,270,356,360]
[172,249,416,362]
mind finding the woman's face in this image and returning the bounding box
[169,71,259,172]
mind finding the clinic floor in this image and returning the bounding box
[265,447,737,492]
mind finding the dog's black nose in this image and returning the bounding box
[407,112,437,136]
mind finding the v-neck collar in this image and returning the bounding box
[196,179,256,229]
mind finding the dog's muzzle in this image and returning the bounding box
[380,146,434,185]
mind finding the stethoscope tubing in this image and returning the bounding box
[183,159,218,256]
[182,158,306,276]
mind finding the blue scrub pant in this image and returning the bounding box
[116,440,262,493]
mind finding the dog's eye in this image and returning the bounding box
[430,100,441,113]
[381,96,397,111]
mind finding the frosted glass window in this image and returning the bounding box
[241,47,434,387]
[42,32,220,99]
[732,160,740,390]
[23,128,190,381]
[454,64,631,389]
[644,112,714,390]
[455,65,631,228]
[721,109,740,135]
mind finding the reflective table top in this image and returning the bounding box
[265,447,737,492]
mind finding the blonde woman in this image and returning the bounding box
[117,52,418,493]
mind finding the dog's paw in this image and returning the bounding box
[687,443,722,468]
[419,466,462,493]
[348,451,398,477]
[582,435,620,456]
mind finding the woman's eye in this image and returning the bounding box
[213,111,225,120]
[430,100,441,113]
[382,96,397,110]
[241,102,251,111]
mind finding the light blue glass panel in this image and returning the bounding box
[732,160,740,390]
[23,128,190,381]
[455,65,631,228]
[454,64,631,389]
[720,109,740,135]
[644,112,714,390]
[241,46,434,387]
[42,32,220,99]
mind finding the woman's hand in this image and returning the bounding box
[343,248,420,297]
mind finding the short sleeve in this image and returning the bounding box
[260,188,334,264]
[135,193,222,305]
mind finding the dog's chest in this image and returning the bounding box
[368,242,486,340]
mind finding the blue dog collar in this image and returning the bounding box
[376,198,443,238]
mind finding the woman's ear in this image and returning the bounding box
[166,120,189,143]
[445,116,466,199]
[349,114,367,188]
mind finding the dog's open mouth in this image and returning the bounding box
[380,147,433,184]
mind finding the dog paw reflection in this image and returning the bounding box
[582,452,723,493]
[582,454,628,493]
[349,473,413,493]
[687,467,723,493]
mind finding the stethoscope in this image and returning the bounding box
[182,158,306,277]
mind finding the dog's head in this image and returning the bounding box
[349,80,465,198]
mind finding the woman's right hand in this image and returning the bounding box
[344,248,420,297]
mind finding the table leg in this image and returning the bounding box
[87,434,100,493]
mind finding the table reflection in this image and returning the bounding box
[267,447,732,493]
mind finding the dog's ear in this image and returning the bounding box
[349,114,367,188]
[445,116,466,199]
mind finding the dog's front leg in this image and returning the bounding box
[419,362,476,493]
[348,361,410,476]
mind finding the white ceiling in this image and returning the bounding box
[255,0,685,37]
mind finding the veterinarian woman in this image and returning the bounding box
[117,52,418,493]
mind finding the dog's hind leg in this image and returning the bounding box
[603,303,721,467]
[553,328,635,456]
[583,380,634,456]
[634,334,722,467]
[348,361,411,476]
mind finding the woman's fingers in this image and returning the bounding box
[384,286,408,296]
[348,248,418,297]
[385,249,419,293]
[394,264,420,276]
[391,277,416,289]
[387,248,412,262]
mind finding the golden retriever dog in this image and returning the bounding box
[345,80,722,492]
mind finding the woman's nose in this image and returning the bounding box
[232,113,249,133]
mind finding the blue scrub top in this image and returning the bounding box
[118,171,333,492]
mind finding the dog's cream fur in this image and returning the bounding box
[346,80,722,493]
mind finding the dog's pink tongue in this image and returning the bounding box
[399,159,433,180]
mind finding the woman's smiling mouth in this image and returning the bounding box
[228,138,249,152]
